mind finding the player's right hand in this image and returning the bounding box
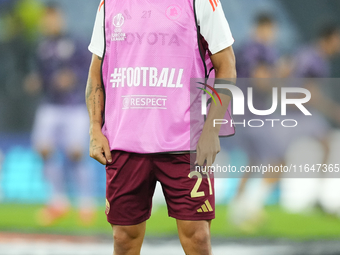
[89,127,112,165]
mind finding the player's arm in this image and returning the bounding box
[85,54,112,164]
[196,46,236,167]
[206,45,236,127]
[195,0,236,166]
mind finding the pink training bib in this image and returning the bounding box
[102,0,234,153]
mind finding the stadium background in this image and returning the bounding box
[1,0,340,254]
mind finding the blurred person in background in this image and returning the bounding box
[230,22,340,230]
[287,23,340,162]
[236,13,278,78]
[280,23,340,215]
[290,23,340,126]
[228,58,286,233]
[288,23,340,141]
[228,13,282,232]
[293,23,340,78]
[25,3,95,226]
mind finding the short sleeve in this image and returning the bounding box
[196,0,234,54]
[88,1,105,57]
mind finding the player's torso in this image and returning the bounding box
[37,36,85,105]
[102,0,206,153]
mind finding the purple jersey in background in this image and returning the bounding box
[35,34,90,105]
[293,46,330,78]
[235,40,279,116]
[236,40,278,78]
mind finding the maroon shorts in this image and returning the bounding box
[105,151,215,225]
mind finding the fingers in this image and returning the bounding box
[89,134,112,165]
[103,141,112,163]
[196,147,205,166]
[195,150,218,167]
[90,148,107,165]
[97,153,107,165]
[206,155,213,168]
[207,145,220,166]
[212,152,217,166]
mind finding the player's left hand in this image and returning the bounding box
[196,128,220,167]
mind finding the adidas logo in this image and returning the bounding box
[208,0,220,12]
[197,200,213,213]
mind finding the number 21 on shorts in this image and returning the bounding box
[188,171,213,198]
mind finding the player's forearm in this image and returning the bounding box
[86,55,105,132]
[204,93,232,134]
[205,47,237,134]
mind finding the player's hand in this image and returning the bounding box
[196,128,220,167]
[89,126,112,165]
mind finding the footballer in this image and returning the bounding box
[86,0,236,254]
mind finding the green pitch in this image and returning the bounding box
[1,203,340,239]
